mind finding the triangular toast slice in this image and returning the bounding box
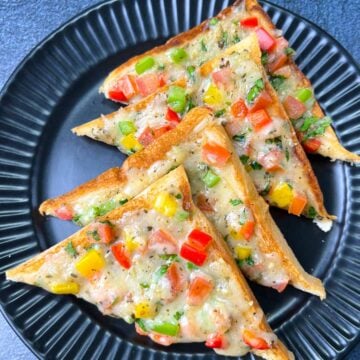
[99,0,359,162]
[41,107,326,297]
[74,35,332,222]
[7,166,293,359]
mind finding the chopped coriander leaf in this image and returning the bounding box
[140,283,150,289]
[184,96,196,113]
[200,39,207,52]
[87,229,100,241]
[285,47,295,56]
[214,109,226,117]
[72,214,82,226]
[307,206,317,219]
[260,182,271,196]
[209,18,219,26]
[186,65,196,82]
[261,51,269,65]
[175,193,182,199]
[300,116,332,140]
[230,199,243,206]
[269,75,286,91]
[119,198,128,205]
[135,319,148,331]
[155,264,169,279]
[159,254,179,262]
[246,256,255,266]
[233,133,247,144]
[187,262,198,270]
[158,64,165,70]
[174,311,184,320]
[247,79,264,104]
[250,161,263,170]
[93,200,116,217]
[177,211,190,221]
[218,30,228,49]
[232,33,241,44]
[285,148,290,161]
[240,154,250,165]
[65,241,78,257]
[265,136,283,149]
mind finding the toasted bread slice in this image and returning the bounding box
[7,166,293,359]
[74,35,332,222]
[42,108,326,297]
[99,0,359,162]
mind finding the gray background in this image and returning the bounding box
[0,0,358,359]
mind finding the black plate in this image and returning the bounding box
[0,0,359,359]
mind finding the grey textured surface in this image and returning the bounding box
[0,1,358,359]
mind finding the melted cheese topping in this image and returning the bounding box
[30,197,276,355]
[86,39,322,219]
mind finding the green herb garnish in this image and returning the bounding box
[230,199,243,206]
[214,109,226,117]
[65,241,78,258]
[270,75,286,91]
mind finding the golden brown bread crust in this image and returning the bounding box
[39,107,213,215]
[213,123,325,299]
[102,0,359,162]
[39,167,127,216]
[8,165,293,360]
[199,34,331,220]
[245,0,360,162]
[40,107,325,298]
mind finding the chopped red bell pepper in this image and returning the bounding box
[255,28,276,51]
[54,205,73,221]
[205,334,227,349]
[167,262,184,295]
[188,229,212,250]
[96,222,115,244]
[288,194,307,216]
[111,243,131,269]
[138,127,155,146]
[165,107,181,123]
[180,242,207,266]
[273,65,292,78]
[202,143,231,167]
[302,138,321,153]
[272,280,288,293]
[240,17,258,28]
[153,125,173,138]
[283,96,306,119]
[242,330,270,350]
[259,149,283,172]
[136,73,161,97]
[212,67,232,88]
[108,90,127,102]
[187,276,213,305]
[247,109,272,131]
[149,229,178,254]
[249,90,273,112]
[240,220,255,240]
[111,75,137,100]
[231,99,248,119]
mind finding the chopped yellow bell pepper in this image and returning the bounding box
[154,192,178,217]
[124,231,140,252]
[235,246,252,260]
[50,282,80,295]
[120,133,143,153]
[134,301,155,319]
[269,183,294,208]
[203,84,223,105]
[75,249,105,278]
